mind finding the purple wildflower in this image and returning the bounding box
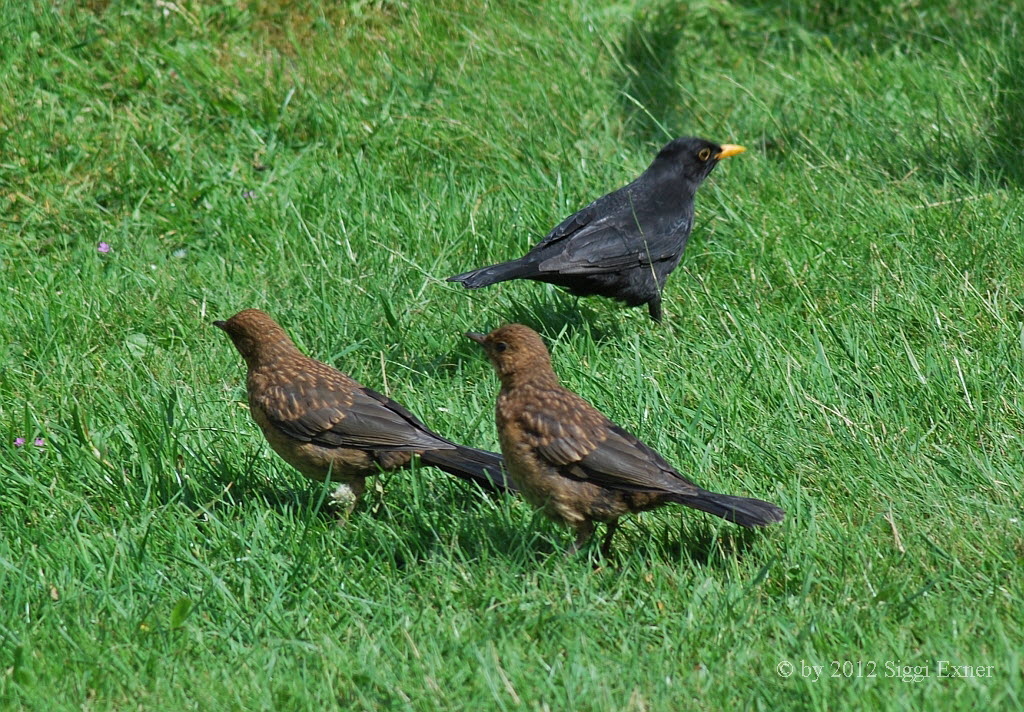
[34,438,45,447]
[242,190,256,200]
[14,437,25,447]
[98,242,111,253]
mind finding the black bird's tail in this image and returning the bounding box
[420,445,515,494]
[447,259,540,289]
[668,489,785,528]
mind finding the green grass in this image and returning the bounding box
[2,0,1023,709]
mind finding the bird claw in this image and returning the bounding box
[328,482,360,518]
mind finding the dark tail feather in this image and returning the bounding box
[447,259,539,289]
[420,445,516,494]
[669,489,785,528]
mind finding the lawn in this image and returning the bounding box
[1,0,1022,709]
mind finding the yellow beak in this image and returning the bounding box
[715,144,746,159]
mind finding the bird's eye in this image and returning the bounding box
[698,148,712,161]
[495,342,508,353]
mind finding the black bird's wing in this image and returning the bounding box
[537,221,686,274]
[253,363,451,452]
[533,181,638,250]
[533,202,599,249]
[529,186,691,275]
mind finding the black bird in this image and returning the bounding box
[448,137,744,322]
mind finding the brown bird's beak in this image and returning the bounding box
[715,144,746,160]
[213,320,228,331]
[465,331,487,345]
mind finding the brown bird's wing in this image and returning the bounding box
[572,424,700,494]
[523,392,696,495]
[254,367,451,452]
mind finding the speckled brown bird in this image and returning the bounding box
[215,309,511,512]
[467,324,784,555]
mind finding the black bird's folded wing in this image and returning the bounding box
[538,223,678,274]
[534,203,597,248]
[534,184,635,250]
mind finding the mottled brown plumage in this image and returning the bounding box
[215,309,511,512]
[467,324,784,555]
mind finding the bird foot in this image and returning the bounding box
[647,300,663,322]
[328,482,360,521]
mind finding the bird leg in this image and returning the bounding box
[647,298,663,322]
[566,520,596,557]
[600,520,619,558]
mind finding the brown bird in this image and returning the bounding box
[467,324,784,555]
[215,309,512,513]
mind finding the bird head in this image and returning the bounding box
[213,309,295,367]
[466,324,556,386]
[650,136,745,187]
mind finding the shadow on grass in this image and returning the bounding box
[990,36,1024,187]
[195,453,338,521]
[732,0,986,56]
[196,443,766,567]
[613,2,688,147]
[499,291,630,342]
[199,454,518,512]
[732,0,1024,188]
[618,515,767,567]
[401,288,631,382]
[346,477,558,568]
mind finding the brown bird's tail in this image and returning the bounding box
[419,446,515,494]
[669,490,785,528]
[446,259,540,289]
